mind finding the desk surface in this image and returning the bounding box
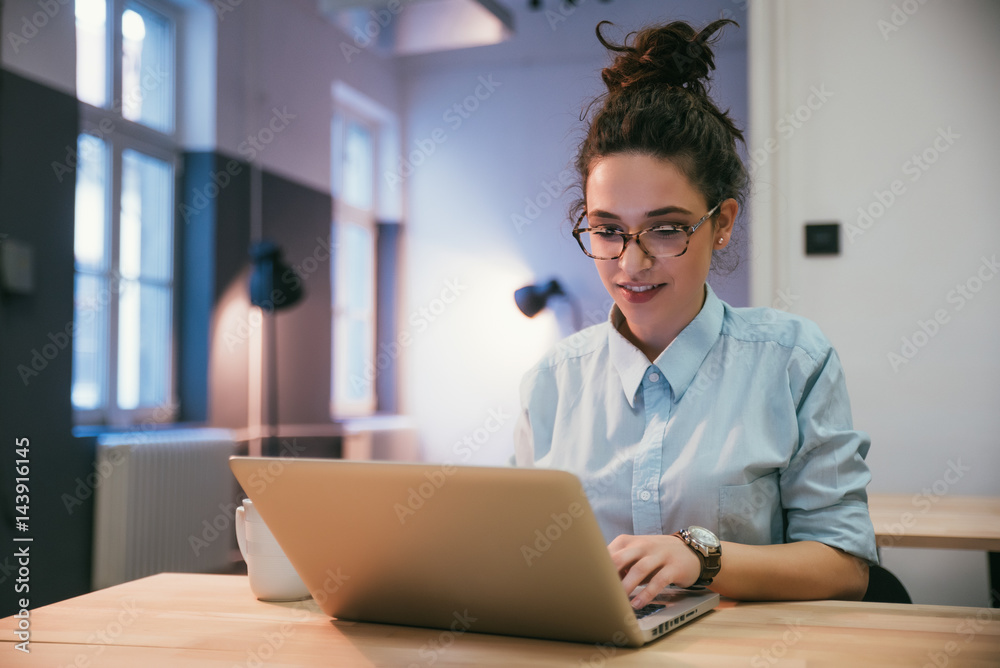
[2,573,999,667]
[869,493,1000,551]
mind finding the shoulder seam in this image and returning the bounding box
[531,325,607,371]
[720,308,829,365]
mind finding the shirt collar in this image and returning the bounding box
[607,284,725,407]
[608,310,650,409]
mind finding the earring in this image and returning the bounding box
[718,238,724,244]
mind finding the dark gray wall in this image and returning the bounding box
[203,165,342,432]
[261,171,334,426]
[178,151,252,424]
[0,69,93,616]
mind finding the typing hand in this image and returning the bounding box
[607,534,701,610]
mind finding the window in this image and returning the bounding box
[331,115,378,416]
[330,82,401,418]
[73,0,179,425]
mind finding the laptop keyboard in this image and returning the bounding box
[633,603,666,619]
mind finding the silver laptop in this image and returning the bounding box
[229,457,719,647]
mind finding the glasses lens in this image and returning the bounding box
[640,227,688,257]
[577,222,691,259]
[579,226,624,259]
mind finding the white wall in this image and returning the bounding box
[750,0,1000,607]
[397,0,748,468]
[2,0,77,94]
[214,0,400,195]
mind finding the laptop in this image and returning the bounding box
[229,456,719,647]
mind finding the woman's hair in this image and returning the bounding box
[572,19,748,271]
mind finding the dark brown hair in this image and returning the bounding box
[573,19,748,270]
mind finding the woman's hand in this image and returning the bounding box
[607,534,702,609]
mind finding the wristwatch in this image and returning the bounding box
[673,525,722,587]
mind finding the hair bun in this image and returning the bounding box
[597,19,736,98]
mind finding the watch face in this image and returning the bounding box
[689,526,720,549]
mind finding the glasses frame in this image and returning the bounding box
[572,202,722,260]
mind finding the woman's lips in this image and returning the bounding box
[617,282,665,304]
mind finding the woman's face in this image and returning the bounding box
[584,153,735,351]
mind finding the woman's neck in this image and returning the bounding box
[617,285,707,362]
[617,319,679,362]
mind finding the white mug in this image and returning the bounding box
[235,499,311,601]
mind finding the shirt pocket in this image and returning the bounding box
[718,472,783,545]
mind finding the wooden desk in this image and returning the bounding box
[2,573,999,666]
[869,493,1000,606]
[869,493,1000,551]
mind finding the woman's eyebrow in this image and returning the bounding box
[645,205,692,217]
[587,206,693,219]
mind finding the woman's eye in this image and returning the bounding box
[593,228,621,238]
[647,228,685,240]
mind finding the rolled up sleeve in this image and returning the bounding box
[781,347,878,565]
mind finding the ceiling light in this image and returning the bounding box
[318,0,514,56]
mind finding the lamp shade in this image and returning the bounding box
[514,279,565,318]
[249,241,304,311]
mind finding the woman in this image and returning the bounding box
[514,19,877,607]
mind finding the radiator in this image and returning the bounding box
[92,428,237,590]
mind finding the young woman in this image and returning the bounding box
[514,19,876,606]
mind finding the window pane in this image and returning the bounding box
[334,221,374,410]
[118,280,171,409]
[73,273,108,410]
[343,121,373,210]
[334,313,373,407]
[76,0,108,107]
[120,149,174,282]
[344,317,372,402]
[343,223,373,312]
[75,134,109,271]
[122,2,174,133]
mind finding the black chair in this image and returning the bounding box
[863,564,912,604]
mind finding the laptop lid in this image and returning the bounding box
[229,457,717,647]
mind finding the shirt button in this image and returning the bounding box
[639,490,652,502]
[648,372,660,383]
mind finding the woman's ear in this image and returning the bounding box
[714,198,738,248]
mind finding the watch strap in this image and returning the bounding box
[673,528,721,587]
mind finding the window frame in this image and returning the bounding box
[330,109,379,418]
[73,0,182,427]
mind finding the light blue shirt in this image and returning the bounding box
[514,284,878,565]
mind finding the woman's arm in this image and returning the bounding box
[609,534,869,608]
[712,540,868,600]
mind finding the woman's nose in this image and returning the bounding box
[618,236,653,274]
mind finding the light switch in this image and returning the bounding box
[805,223,840,256]
[0,238,35,294]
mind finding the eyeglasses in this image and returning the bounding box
[572,203,721,260]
